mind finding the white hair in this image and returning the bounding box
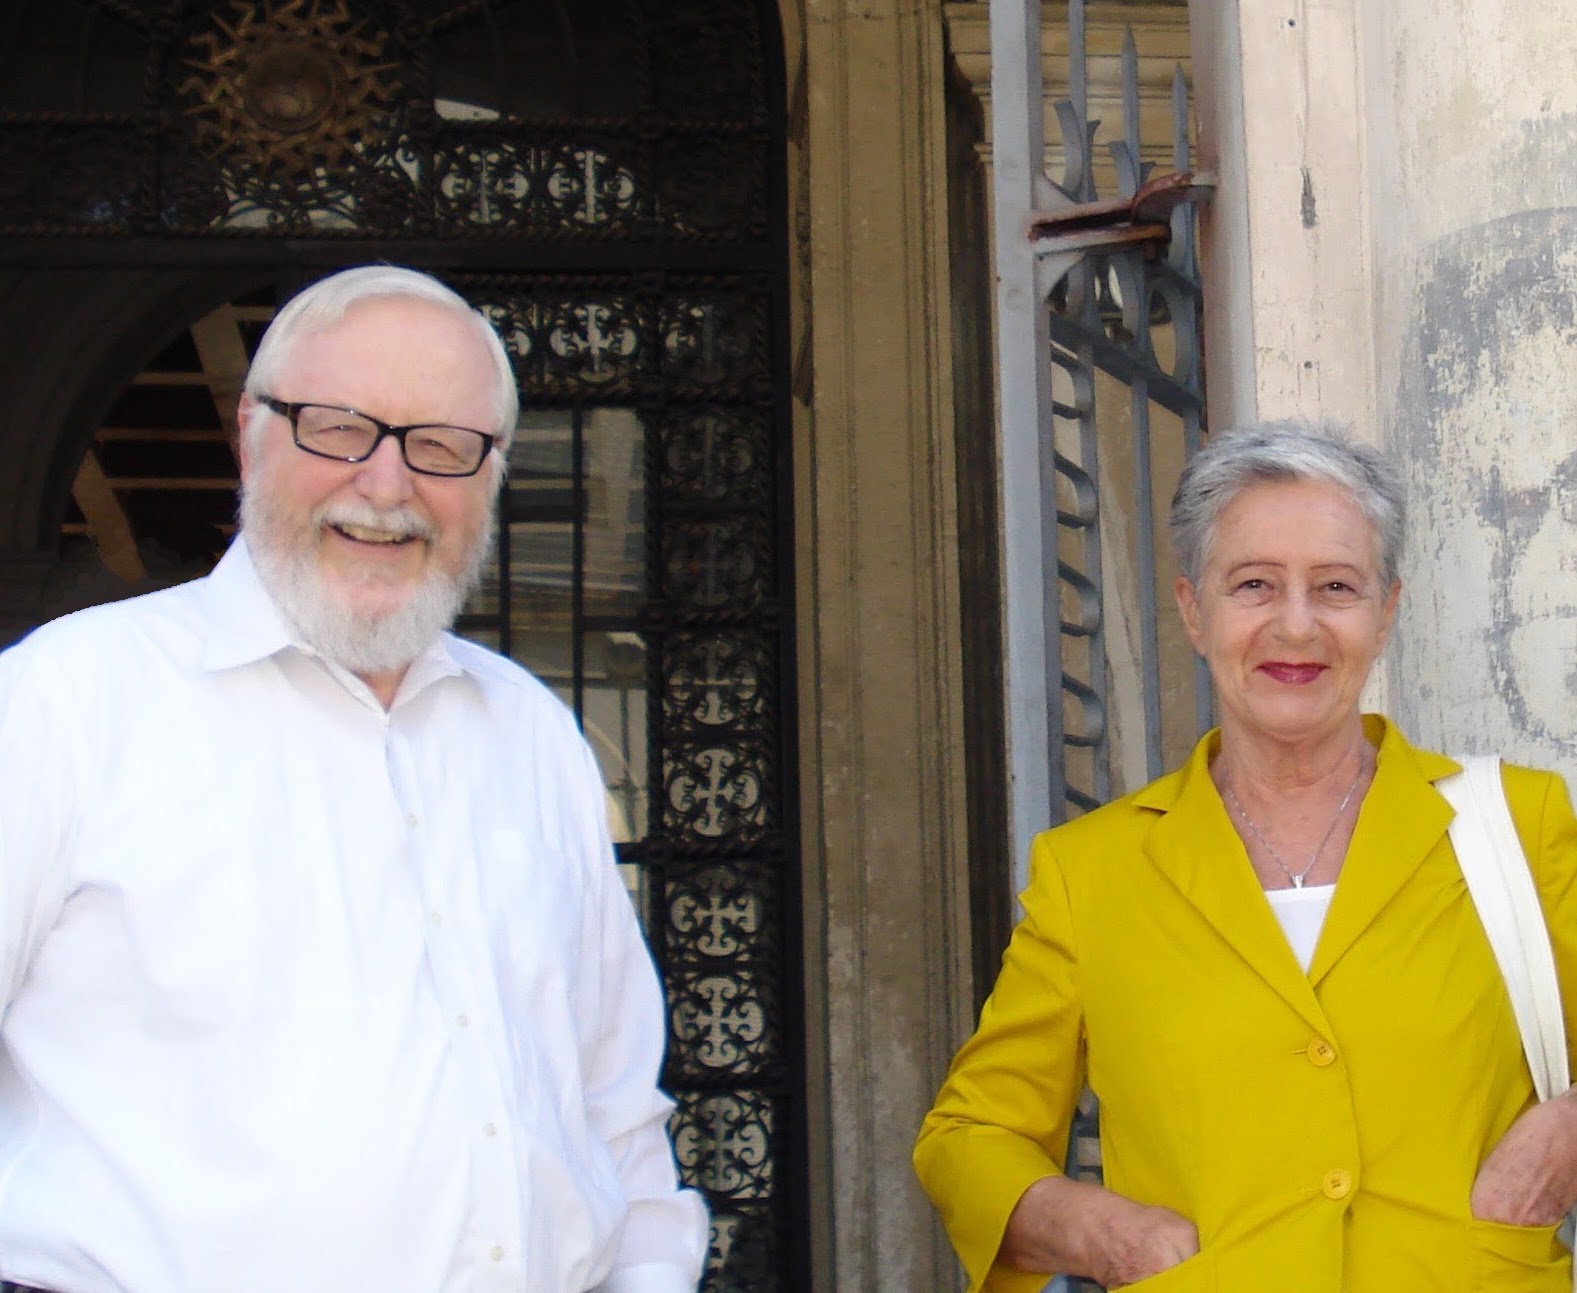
[242,265,518,456]
[1168,420,1406,586]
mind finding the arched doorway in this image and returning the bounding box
[0,2,803,1287]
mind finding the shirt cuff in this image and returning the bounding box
[595,1262,701,1293]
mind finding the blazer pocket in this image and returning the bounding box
[1117,1249,1216,1293]
[1465,1216,1568,1288]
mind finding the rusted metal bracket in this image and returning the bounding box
[1026,170,1217,257]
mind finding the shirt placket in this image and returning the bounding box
[384,717,526,1290]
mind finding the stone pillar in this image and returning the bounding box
[1190,0,1577,773]
[795,0,976,1288]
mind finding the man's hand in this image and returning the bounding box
[1000,1174,1199,1288]
[1472,1089,1577,1227]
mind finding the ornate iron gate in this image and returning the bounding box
[0,2,803,1289]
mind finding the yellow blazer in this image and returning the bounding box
[914,716,1577,1293]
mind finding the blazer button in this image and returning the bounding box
[1322,1169,1352,1199]
[1308,1038,1337,1067]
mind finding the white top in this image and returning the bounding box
[0,541,707,1293]
[1265,883,1337,973]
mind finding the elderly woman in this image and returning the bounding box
[914,423,1577,1291]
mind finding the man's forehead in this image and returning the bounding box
[275,297,491,378]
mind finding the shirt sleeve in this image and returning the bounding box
[570,740,709,1293]
[0,637,76,1009]
[912,829,1086,1293]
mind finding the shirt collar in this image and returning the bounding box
[196,537,479,700]
[198,537,297,672]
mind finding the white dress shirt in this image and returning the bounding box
[0,541,708,1293]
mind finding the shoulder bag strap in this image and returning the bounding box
[1438,755,1570,1101]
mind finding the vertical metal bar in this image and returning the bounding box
[1174,64,1212,741]
[1068,0,1093,202]
[989,0,1061,888]
[1131,372,1164,779]
[1075,331,1110,805]
[1185,405,1213,738]
[1120,26,1141,197]
[1171,63,1199,280]
[571,404,587,723]
[498,472,513,659]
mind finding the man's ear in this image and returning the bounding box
[235,394,257,477]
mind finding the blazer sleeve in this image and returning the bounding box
[912,830,1086,1293]
[1506,764,1577,1080]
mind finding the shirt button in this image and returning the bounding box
[406,813,419,828]
[483,1122,498,1137]
[457,1013,470,1029]
[430,911,443,926]
[490,1245,505,1262]
[1323,1169,1352,1199]
[1308,1038,1337,1067]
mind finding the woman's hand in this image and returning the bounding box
[1471,1089,1577,1226]
[1000,1174,1199,1288]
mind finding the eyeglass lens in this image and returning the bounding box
[293,404,487,475]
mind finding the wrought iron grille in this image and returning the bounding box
[6,2,802,1289]
[0,0,771,242]
[1001,4,1211,1289]
[1031,3,1210,823]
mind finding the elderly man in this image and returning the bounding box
[0,266,708,1293]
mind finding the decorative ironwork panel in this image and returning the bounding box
[163,0,429,234]
[468,279,773,405]
[1031,6,1209,1291]
[0,0,771,242]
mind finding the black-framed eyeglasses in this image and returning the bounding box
[258,396,499,478]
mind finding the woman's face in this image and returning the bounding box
[1175,478,1400,750]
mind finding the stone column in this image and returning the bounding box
[796,0,976,1288]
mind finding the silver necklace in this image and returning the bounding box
[1223,766,1365,889]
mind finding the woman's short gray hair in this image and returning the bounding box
[242,265,519,448]
[1168,421,1405,587]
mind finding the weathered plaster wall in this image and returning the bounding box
[1362,3,1577,778]
[1189,0,1377,437]
[1193,0,1577,773]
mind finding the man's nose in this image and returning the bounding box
[352,433,416,505]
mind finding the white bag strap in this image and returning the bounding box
[1439,755,1570,1101]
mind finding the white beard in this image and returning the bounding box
[240,484,495,677]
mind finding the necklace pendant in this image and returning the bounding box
[1292,874,1305,890]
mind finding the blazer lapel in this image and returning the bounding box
[1140,737,1331,1037]
[1308,717,1459,985]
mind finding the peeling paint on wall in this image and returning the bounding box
[1391,209,1577,777]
